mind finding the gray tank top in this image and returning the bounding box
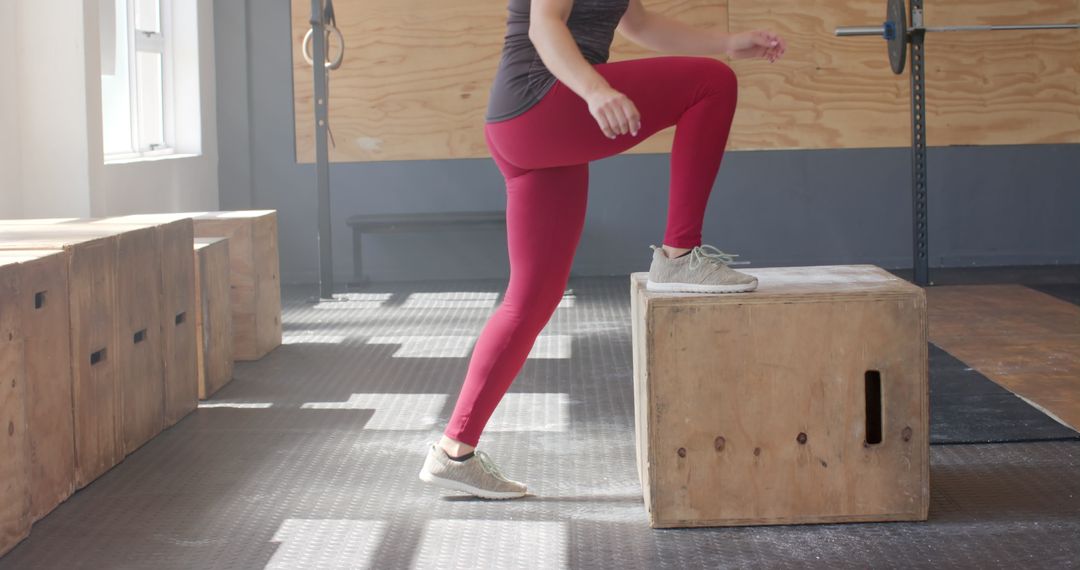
[486,0,630,123]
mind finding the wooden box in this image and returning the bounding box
[17,211,283,361]
[0,251,75,522]
[194,238,234,399]
[629,266,929,528]
[107,226,163,455]
[52,224,164,456]
[89,216,199,427]
[190,211,281,361]
[0,261,31,556]
[0,230,121,488]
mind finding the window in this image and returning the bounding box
[101,0,174,159]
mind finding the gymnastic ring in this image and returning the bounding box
[302,26,345,70]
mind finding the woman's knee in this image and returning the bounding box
[501,284,566,332]
[695,57,738,97]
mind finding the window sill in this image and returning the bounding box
[105,152,202,166]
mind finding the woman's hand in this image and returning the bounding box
[585,84,642,139]
[727,30,787,63]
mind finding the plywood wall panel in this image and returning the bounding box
[726,0,910,149]
[291,0,1080,161]
[922,0,1080,146]
[292,0,506,163]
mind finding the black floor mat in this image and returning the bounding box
[1027,283,1080,307]
[930,343,1079,444]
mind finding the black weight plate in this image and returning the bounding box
[887,0,908,74]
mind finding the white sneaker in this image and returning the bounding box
[418,444,527,500]
[646,244,758,294]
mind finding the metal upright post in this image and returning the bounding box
[909,0,930,286]
[835,1,1079,286]
[311,0,335,299]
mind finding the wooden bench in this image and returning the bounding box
[346,211,506,286]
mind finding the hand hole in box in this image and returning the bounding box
[865,370,883,445]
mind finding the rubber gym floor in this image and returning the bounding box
[1,266,1078,569]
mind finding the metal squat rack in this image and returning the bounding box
[836,0,1079,286]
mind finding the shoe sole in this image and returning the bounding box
[646,279,758,294]
[418,469,526,500]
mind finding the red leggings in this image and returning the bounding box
[445,56,739,446]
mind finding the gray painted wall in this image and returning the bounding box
[217,0,1080,286]
[214,0,254,209]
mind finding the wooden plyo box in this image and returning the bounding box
[0,260,31,556]
[50,224,164,457]
[54,210,281,361]
[194,238,234,399]
[629,266,929,528]
[0,251,75,523]
[0,230,121,489]
[88,216,200,427]
[189,211,281,361]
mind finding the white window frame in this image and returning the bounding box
[104,0,177,161]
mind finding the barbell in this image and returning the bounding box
[836,0,1080,74]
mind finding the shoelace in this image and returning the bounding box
[475,450,510,482]
[687,244,747,270]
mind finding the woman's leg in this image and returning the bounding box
[490,55,739,249]
[443,131,589,448]
[443,56,738,449]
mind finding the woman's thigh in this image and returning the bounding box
[486,56,737,171]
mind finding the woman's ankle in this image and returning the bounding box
[440,435,475,458]
[662,244,692,258]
